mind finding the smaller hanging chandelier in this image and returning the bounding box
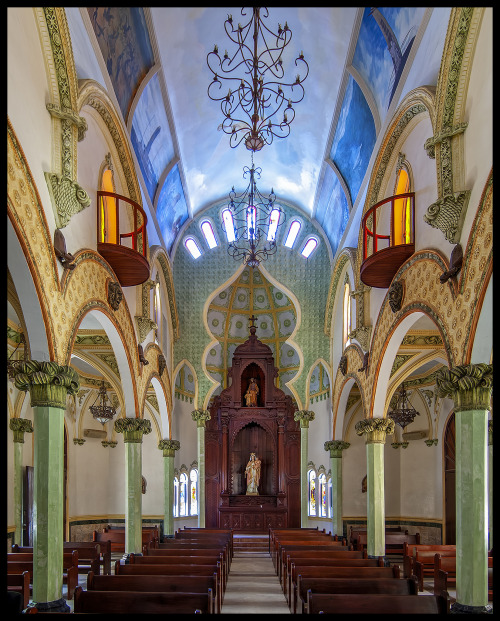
[90,380,117,426]
[207,7,309,151]
[388,382,420,430]
[222,154,285,267]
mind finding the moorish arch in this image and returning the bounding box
[332,372,367,440]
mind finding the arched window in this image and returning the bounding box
[173,476,179,517]
[308,469,317,516]
[200,219,218,249]
[328,477,333,518]
[184,236,202,259]
[300,236,318,258]
[318,473,327,517]
[284,219,301,248]
[100,167,118,244]
[343,281,351,347]
[152,277,161,343]
[190,468,198,516]
[393,165,412,245]
[267,208,281,241]
[222,208,236,243]
[179,472,188,516]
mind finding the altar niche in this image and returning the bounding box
[205,320,301,529]
[232,422,274,496]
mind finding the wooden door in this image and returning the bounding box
[444,413,455,544]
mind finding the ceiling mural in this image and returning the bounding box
[156,164,190,255]
[174,363,196,403]
[309,362,331,404]
[314,164,350,260]
[352,7,426,114]
[205,267,300,397]
[87,7,154,121]
[131,72,175,204]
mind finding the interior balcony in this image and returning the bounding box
[360,192,415,288]
[96,191,150,287]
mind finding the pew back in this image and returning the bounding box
[307,591,449,615]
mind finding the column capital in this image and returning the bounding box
[114,417,152,442]
[294,410,315,428]
[159,439,180,457]
[324,440,350,457]
[9,417,34,443]
[191,409,211,427]
[355,417,395,443]
[13,360,80,408]
[435,363,492,411]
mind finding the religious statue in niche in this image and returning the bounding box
[245,452,262,495]
[244,377,259,407]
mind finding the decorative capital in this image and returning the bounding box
[435,363,492,411]
[102,440,118,448]
[191,410,211,427]
[355,417,395,443]
[324,440,350,457]
[9,418,33,443]
[425,438,439,447]
[114,417,152,443]
[294,410,315,428]
[13,360,80,408]
[158,438,181,457]
[391,441,409,449]
[339,355,347,376]
[73,438,86,446]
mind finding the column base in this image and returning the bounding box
[450,602,493,614]
[27,598,70,613]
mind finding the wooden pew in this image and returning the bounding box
[173,529,233,558]
[433,554,456,597]
[7,571,30,609]
[350,525,404,548]
[403,543,456,579]
[7,550,79,600]
[93,528,157,553]
[306,591,450,615]
[271,534,346,572]
[413,548,456,591]
[277,542,354,581]
[73,585,214,614]
[143,547,229,585]
[281,548,368,592]
[114,561,223,613]
[357,531,420,555]
[288,562,399,612]
[297,575,418,614]
[87,569,220,614]
[12,541,111,576]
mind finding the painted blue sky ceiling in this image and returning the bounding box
[156,164,189,255]
[314,165,349,260]
[88,7,154,121]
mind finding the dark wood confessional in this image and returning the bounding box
[205,315,301,529]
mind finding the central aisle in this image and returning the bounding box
[221,533,291,615]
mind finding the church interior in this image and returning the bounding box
[7,7,492,614]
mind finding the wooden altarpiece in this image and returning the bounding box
[205,318,301,529]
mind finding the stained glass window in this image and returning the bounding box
[301,237,318,258]
[318,473,327,517]
[308,469,316,516]
[284,219,301,248]
[179,472,188,516]
[201,220,218,249]
[173,476,179,517]
[190,468,198,516]
[185,237,202,259]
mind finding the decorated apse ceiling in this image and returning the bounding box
[205,267,299,397]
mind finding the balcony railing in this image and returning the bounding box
[360,192,415,288]
[96,191,149,287]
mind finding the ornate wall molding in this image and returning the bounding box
[40,8,91,228]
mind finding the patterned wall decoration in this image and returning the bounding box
[87,7,155,122]
[131,73,175,204]
[205,267,299,397]
[172,199,331,409]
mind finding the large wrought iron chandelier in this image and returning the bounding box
[388,382,420,430]
[222,154,285,267]
[207,7,309,151]
[90,380,117,426]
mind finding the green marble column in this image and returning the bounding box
[191,410,211,527]
[436,363,492,613]
[355,418,394,558]
[9,418,34,546]
[487,420,492,551]
[324,440,350,537]
[159,439,180,537]
[115,417,152,556]
[294,411,315,527]
[14,361,79,612]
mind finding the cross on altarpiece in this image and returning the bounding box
[249,314,258,328]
